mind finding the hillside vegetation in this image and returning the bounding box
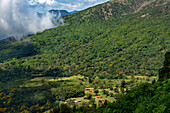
[50,79,170,113]
[0,0,169,83]
[0,0,169,112]
[50,52,170,113]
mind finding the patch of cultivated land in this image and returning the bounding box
[22,75,158,108]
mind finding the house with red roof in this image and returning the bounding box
[89,89,93,92]
[85,88,94,91]
[113,87,117,90]
[96,96,102,98]
[77,74,83,77]
[119,71,125,74]
[39,73,43,76]
[134,71,139,75]
[101,99,106,101]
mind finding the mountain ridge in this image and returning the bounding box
[64,0,169,22]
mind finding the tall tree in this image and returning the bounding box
[158,52,170,81]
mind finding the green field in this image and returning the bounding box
[17,74,158,110]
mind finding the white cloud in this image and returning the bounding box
[28,0,110,12]
[0,0,110,39]
[0,0,60,40]
[37,0,55,4]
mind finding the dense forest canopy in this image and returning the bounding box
[0,0,169,83]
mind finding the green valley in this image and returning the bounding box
[0,0,169,112]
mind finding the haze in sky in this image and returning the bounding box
[28,0,110,12]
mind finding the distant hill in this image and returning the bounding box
[69,10,79,14]
[37,9,70,18]
[48,9,70,17]
[0,36,16,44]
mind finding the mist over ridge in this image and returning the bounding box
[0,0,61,40]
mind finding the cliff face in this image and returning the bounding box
[158,52,170,81]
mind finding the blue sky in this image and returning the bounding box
[28,0,110,12]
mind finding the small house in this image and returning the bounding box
[119,71,125,74]
[96,96,102,98]
[101,99,106,101]
[89,89,93,92]
[85,88,94,91]
[113,87,117,90]
[134,71,139,75]
[77,74,83,77]
[74,101,78,103]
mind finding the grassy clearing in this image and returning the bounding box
[22,76,84,87]
[20,75,158,108]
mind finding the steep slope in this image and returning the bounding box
[0,0,169,85]
[0,0,169,112]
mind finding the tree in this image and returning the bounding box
[89,98,95,105]
[110,87,113,90]
[50,104,73,113]
[104,100,108,106]
[41,79,45,83]
[86,93,92,100]
[152,79,156,84]
[114,88,119,93]
[158,52,170,81]
[121,80,126,88]
[94,90,99,95]
[89,78,92,83]
[120,87,124,93]
[130,75,135,83]
[110,93,114,97]
[103,90,106,94]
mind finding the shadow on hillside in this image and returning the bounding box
[0,67,64,90]
[0,42,39,62]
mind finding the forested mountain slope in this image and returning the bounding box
[94,52,170,113]
[49,52,170,113]
[0,0,169,112]
[0,0,169,86]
